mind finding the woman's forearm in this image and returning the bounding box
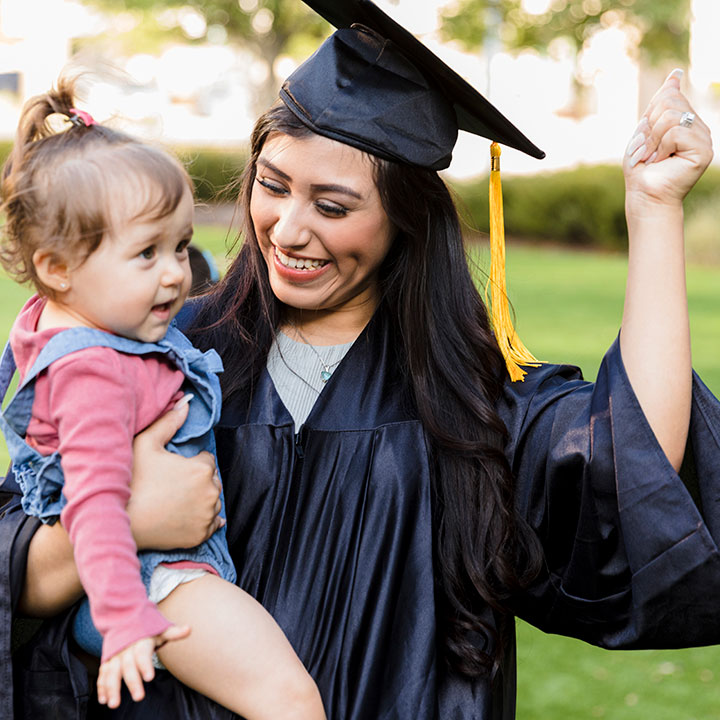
[620,200,690,471]
[19,521,84,617]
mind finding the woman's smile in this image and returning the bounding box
[274,246,330,275]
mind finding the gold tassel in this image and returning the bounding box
[486,142,542,382]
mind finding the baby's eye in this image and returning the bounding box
[256,177,287,195]
[140,246,156,260]
[176,238,191,254]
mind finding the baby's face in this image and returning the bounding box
[61,186,194,343]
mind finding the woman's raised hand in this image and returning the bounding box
[128,399,225,551]
[624,68,713,211]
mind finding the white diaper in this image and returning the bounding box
[148,565,208,669]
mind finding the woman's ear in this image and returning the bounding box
[32,249,70,293]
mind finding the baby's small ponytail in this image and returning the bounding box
[3,77,82,188]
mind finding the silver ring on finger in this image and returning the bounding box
[679,111,695,128]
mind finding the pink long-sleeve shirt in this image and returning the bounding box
[11,295,188,661]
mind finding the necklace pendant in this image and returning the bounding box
[320,370,332,383]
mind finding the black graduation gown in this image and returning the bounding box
[3,307,720,719]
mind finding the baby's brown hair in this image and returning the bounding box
[0,76,192,297]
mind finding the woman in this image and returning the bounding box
[4,3,720,718]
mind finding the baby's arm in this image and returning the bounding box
[49,350,174,657]
[19,402,223,617]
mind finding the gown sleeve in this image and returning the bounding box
[0,472,41,716]
[503,336,720,649]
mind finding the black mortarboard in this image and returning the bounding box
[279,0,545,170]
[279,0,544,380]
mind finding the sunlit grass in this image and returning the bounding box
[517,621,720,720]
[470,242,720,392]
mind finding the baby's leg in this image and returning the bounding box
[156,574,325,720]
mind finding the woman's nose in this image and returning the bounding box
[272,202,312,249]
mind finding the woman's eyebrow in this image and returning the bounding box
[257,157,291,181]
[310,183,362,200]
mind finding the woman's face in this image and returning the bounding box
[250,132,395,325]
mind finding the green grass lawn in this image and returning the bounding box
[2,231,720,717]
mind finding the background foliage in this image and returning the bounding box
[77,0,330,111]
[441,0,692,65]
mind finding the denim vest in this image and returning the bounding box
[0,324,236,652]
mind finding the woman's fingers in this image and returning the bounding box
[626,67,711,166]
[213,472,223,517]
[629,68,685,163]
[642,68,684,121]
[640,106,708,166]
[135,400,190,453]
[624,68,713,206]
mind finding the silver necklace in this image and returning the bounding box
[275,340,321,395]
[289,323,343,383]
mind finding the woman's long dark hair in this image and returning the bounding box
[189,103,542,677]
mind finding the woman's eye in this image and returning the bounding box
[316,202,348,218]
[256,177,287,195]
[140,246,155,260]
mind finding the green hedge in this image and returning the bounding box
[176,146,248,203]
[453,164,720,252]
[0,141,11,167]
[0,141,247,204]
[455,164,627,250]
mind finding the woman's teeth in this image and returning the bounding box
[275,247,327,270]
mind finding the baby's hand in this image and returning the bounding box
[96,625,191,709]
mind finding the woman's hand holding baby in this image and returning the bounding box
[129,400,225,550]
[96,624,191,709]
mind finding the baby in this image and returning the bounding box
[0,78,325,718]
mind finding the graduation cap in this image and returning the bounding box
[279,0,544,380]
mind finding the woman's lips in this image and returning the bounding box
[273,246,331,280]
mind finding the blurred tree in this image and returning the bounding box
[441,0,691,115]
[78,0,330,112]
[442,0,691,62]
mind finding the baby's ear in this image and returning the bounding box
[32,249,70,294]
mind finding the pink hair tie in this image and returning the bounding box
[68,108,96,128]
